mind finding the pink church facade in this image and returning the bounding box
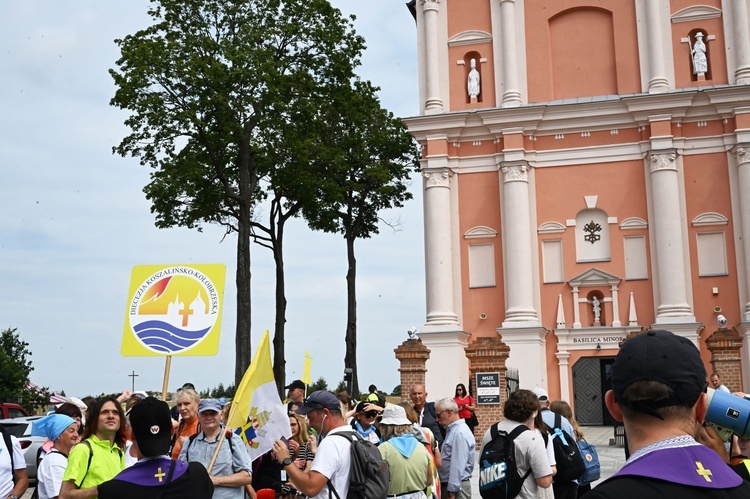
[404,0,750,424]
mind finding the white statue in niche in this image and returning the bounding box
[692,32,707,76]
[592,296,601,323]
[467,58,480,98]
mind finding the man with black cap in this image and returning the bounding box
[97,397,213,499]
[285,380,305,413]
[583,330,750,498]
[271,390,351,499]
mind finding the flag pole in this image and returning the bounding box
[161,355,172,401]
[207,399,240,473]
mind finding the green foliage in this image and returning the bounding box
[201,383,236,399]
[302,80,419,239]
[334,380,347,393]
[391,384,401,397]
[110,0,370,385]
[0,328,51,412]
[308,377,328,393]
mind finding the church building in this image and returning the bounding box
[403,0,750,424]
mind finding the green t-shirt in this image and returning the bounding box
[63,435,124,492]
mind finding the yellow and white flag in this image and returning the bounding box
[301,351,313,385]
[228,330,291,461]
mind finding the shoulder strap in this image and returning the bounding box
[169,420,185,455]
[225,430,234,454]
[325,432,356,499]
[80,440,94,485]
[155,459,177,499]
[508,424,529,441]
[554,412,562,430]
[186,433,199,461]
[489,422,500,441]
[1,427,15,485]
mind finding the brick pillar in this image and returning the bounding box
[705,326,745,392]
[465,336,511,447]
[394,339,431,403]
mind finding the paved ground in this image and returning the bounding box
[470,425,627,496]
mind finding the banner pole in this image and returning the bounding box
[161,355,172,401]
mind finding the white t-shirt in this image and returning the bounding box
[480,421,552,499]
[310,425,352,499]
[0,434,25,497]
[123,441,138,468]
[37,450,67,499]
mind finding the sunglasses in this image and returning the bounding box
[363,411,379,418]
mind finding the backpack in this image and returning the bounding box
[328,431,390,499]
[0,424,16,485]
[548,412,586,482]
[478,423,531,499]
[576,438,600,485]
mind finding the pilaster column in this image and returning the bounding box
[735,145,750,321]
[499,0,521,107]
[421,0,443,114]
[423,169,459,326]
[731,0,750,84]
[611,285,621,327]
[500,161,539,325]
[572,286,581,328]
[647,151,693,320]
[645,0,669,93]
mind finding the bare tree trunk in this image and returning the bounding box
[344,234,359,397]
[272,224,287,397]
[234,124,256,387]
[235,207,252,387]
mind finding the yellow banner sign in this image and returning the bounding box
[121,264,226,356]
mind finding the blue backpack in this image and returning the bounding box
[577,438,601,485]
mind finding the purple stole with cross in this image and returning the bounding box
[613,444,742,488]
[113,457,189,487]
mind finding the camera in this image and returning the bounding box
[704,387,750,441]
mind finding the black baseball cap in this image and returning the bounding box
[285,380,305,391]
[295,390,341,415]
[129,397,173,457]
[612,330,707,416]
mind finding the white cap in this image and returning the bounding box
[531,387,549,402]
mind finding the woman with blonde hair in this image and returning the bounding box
[549,400,583,440]
[170,387,200,459]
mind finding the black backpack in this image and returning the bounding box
[327,431,390,499]
[548,412,586,482]
[478,423,531,499]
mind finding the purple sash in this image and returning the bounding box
[613,444,742,488]
[113,458,189,487]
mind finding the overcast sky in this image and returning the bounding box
[0,1,425,400]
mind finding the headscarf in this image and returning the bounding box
[31,414,76,442]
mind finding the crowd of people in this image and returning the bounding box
[2,330,750,498]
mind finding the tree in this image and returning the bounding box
[0,328,50,412]
[303,81,418,396]
[309,377,328,393]
[391,384,401,397]
[110,0,365,387]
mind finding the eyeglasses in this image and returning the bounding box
[362,411,379,418]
